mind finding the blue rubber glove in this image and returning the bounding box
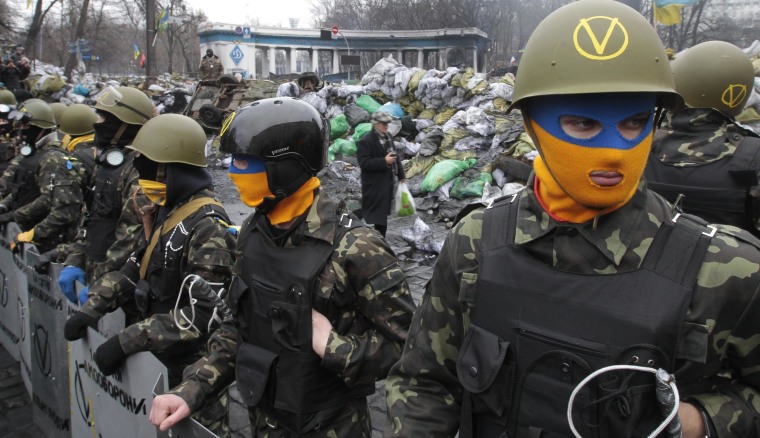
[57,266,85,304]
[77,287,89,305]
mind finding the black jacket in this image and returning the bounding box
[356,128,405,226]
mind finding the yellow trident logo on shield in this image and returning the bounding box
[573,16,629,61]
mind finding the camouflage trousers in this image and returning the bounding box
[193,386,230,437]
[249,397,372,437]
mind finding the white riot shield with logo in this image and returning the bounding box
[25,247,71,438]
[0,224,21,360]
[69,327,169,438]
[4,223,32,394]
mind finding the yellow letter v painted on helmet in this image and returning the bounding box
[573,16,629,61]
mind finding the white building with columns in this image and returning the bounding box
[197,23,490,79]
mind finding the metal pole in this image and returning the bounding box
[338,31,350,81]
[146,0,157,84]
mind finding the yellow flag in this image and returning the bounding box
[27,0,31,8]
[654,4,683,25]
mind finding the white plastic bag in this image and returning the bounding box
[395,182,416,217]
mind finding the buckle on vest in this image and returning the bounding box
[339,213,352,227]
[671,212,718,237]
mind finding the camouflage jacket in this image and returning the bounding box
[0,153,23,202]
[82,190,236,356]
[63,149,151,282]
[7,132,83,247]
[386,177,760,437]
[169,192,417,418]
[649,107,760,233]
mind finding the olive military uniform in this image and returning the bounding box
[169,193,417,437]
[386,178,760,437]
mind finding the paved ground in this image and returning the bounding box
[0,343,45,438]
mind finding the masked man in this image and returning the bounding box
[386,1,760,437]
[150,97,416,437]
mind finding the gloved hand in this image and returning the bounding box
[33,248,59,274]
[57,266,85,304]
[0,211,14,226]
[0,204,8,214]
[93,335,128,376]
[63,311,99,341]
[11,229,34,254]
[77,287,89,305]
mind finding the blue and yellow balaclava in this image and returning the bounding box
[524,92,657,223]
[229,155,320,225]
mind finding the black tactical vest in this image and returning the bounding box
[70,145,97,194]
[457,194,711,438]
[10,148,46,210]
[84,151,134,262]
[645,133,760,237]
[232,205,373,435]
[142,204,229,315]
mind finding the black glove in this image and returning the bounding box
[63,311,99,341]
[93,335,128,376]
[0,211,14,226]
[33,248,59,274]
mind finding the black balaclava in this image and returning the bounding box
[94,111,142,149]
[134,154,214,222]
[18,124,44,145]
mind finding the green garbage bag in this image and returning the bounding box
[450,172,494,199]
[420,158,477,193]
[355,95,382,114]
[327,138,357,161]
[330,114,349,140]
[352,123,373,142]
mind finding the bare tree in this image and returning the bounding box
[25,0,62,61]
[64,0,92,78]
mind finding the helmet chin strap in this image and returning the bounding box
[256,192,287,215]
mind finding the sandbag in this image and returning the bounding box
[352,123,373,142]
[330,114,349,140]
[379,102,405,118]
[355,94,382,114]
[450,171,494,199]
[327,138,357,162]
[420,158,477,193]
[343,103,371,127]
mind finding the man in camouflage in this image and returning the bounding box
[387,2,760,437]
[0,99,84,254]
[199,49,223,82]
[0,90,17,174]
[57,86,154,306]
[63,114,236,436]
[150,97,416,437]
[645,41,760,237]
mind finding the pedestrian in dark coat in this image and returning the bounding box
[356,111,405,237]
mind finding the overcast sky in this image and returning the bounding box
[183,0,317,28]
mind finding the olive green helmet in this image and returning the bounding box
[0,90,17,106]
[671,41,754,118]
[49,102,67,124]
[94,86,154,125]
[15,99,56,129]
[59,104,98,136]
[128,114,207,167]
[509,0,682,112]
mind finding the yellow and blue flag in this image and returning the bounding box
[654,0,697,6]
[654,4,684,25]
[133,43,140,60]
[156,8,170,32]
